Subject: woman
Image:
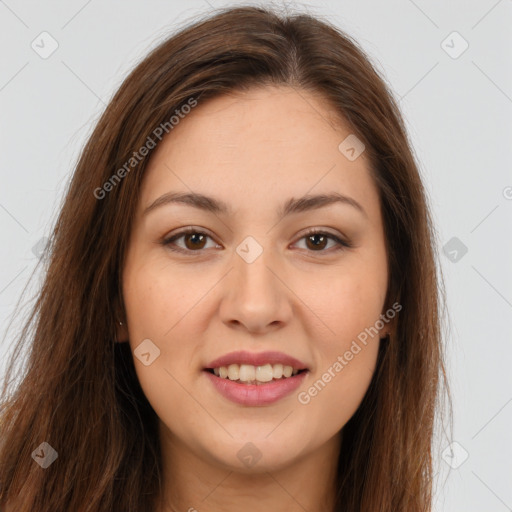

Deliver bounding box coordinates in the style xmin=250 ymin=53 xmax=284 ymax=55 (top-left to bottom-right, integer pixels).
xmin=0 ymin=5 xmax=450 ymax=511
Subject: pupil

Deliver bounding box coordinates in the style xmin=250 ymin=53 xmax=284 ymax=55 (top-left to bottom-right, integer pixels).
xmin=186 ymin=233 xmax=205 ymax=249
xmin=307 ymin=234 xmax=326 ymax=250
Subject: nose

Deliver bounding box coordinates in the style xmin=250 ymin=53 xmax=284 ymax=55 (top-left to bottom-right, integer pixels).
xmin=219 ymin=243 xmax=293 ymax=334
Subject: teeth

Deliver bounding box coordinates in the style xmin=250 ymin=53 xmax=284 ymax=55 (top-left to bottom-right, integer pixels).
xmin=255 ymin=364 xmax=273 ymax=382
xmin=239 ymin=364 xmax=256 ymax=381
xmin=211 ymin=363 xmax=302 ymax=383
xmin=227 ymin=364 xmax=239 ymax=381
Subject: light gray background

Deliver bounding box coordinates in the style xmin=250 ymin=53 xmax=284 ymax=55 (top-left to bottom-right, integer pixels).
xmin=1 ymin=0 xmax=511 ymax=510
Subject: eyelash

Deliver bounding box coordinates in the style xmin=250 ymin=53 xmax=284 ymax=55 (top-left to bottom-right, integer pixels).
xmin=161 ymin=227 xmax=352 ymax=255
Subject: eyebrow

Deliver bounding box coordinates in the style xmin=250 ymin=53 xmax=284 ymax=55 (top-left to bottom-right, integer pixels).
xmin=143 ymin=191 xmax=368 ymax=219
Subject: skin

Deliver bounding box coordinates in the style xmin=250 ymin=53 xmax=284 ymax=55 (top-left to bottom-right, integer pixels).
xmin=117 ymin=85 xmax=392 ymax=512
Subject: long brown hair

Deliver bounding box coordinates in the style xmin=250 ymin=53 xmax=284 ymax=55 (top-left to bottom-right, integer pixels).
xmin=0 ymin=5 xmax=451 ymax=511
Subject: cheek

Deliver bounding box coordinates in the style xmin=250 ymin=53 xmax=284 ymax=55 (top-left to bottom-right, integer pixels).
xmin=294 ymin=261 xmax=384 ymax=427
xmin=122 ymin=259 xmax=204 ymax=404
xmin=299 ymin=339 xmax=379 ymax=438
xmin=297 ymin=258 xmax=387 ymax=346
xmin=299 ymin=273 xmax=382 ymax=425
xmin=123 ymin=256 xmax=206 ymax=341
xmin=122 ymin=262 xmax=206 ymax=429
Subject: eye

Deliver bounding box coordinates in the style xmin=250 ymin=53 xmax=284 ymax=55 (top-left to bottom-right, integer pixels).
xmin=162 ymin=228 xmax=219 ymax=253
xmin=161 ymin=227 xmax=352 ymax=255
xmin=293 ymin=228 xmax=352 ymax=253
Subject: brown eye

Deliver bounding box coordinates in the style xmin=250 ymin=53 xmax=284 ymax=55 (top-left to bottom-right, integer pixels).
xmin=182 ymin=232 xmax=207 ymax=250
xmin=304 ymin=233 xmax=329 ymax=251
xmin=294 ymin=230 xmax=350 ymax=253
xmin=162 ymin=229 xmax=217 ymax=253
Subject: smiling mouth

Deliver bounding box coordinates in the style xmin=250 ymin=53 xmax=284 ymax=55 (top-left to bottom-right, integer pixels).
xmin=205 ymin=363 xmax=308 ymax=385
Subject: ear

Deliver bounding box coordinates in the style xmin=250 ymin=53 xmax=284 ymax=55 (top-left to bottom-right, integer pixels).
xmin=115 ymin=319 xmax=129 ymax=343
xmin=380 ymin=322 xmax=394 ymax=339
xmin=113 ymin=296 xmax=129 ymax=343
xmin=378 ymin=303 xmax=400 ymax=339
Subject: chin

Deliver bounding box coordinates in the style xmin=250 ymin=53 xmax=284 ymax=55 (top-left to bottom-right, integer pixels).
xmin=205 ymin=434 xmax=308 ymax=474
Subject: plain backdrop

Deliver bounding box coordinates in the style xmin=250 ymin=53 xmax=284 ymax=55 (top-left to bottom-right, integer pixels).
xmin=1 ymin=0 xmax=511 ymax=510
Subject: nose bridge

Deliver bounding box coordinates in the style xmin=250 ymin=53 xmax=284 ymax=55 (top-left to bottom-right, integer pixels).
xmin=220 ymin=234 xmax=292 ymax=331
xmin=233 ymin=234 xmax=279 ymax=301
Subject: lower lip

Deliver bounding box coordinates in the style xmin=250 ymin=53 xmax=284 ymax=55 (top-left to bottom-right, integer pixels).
xmin=204 ymin=370 xmax=308 ymax=406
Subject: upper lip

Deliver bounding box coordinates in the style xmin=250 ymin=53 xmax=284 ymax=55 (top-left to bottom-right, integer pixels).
xmin=205 ymin=350 xmax=309 ymax=370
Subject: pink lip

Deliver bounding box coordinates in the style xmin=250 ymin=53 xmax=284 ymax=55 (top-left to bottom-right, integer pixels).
xmin=204 ymin=369 xmax=308 ymax=406
xmin=205 ymin=350 xmax=308 ymax=370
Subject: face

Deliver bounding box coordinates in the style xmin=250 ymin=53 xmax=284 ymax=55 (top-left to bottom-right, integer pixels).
xmin=120 ymin=85 xmax=390 ymax=473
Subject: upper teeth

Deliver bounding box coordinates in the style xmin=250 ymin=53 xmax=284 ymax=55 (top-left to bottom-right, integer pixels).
xmin=213 ymin=363 xmax=300 ymax=382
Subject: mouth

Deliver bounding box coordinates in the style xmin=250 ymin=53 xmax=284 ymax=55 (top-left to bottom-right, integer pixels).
xmin=204 ymin=364 xmax=308 ymax=385
xmin=203 ymin=350 xmax=310 ymax=405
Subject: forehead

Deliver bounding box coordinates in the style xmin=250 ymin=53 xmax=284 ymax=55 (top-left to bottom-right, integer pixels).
xmin=139 ymin=85 xmax=380 ymax=221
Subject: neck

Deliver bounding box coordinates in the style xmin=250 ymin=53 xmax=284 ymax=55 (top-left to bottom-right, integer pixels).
xmin=156 ymin=423 xmax=342 ymax=512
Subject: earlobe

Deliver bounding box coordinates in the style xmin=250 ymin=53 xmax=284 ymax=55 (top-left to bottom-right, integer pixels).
xmin=113 ymin=294 xmax=128 ymax=342
xmin=379 ymin=308 xmax=398 ymax=340
xmin=115 ymin=319 xmax=129 ymax=343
